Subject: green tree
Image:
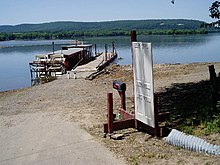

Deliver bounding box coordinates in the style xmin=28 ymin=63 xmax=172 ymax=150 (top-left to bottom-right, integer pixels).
xmin=209 ymin=1 xmax=220 ymax=27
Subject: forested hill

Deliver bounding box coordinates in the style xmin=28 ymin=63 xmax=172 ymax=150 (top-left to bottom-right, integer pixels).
xmin=0 ymin=19 xmax=206 ymax=33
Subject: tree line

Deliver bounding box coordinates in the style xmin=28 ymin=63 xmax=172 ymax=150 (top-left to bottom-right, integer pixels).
xmin=0 ymin=28 xmax=211 ymax=41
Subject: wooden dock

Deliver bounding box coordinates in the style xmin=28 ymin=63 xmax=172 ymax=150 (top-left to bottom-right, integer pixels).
xmin=66 ymin=51 xmax=117 ymax=79
xmin=29 ymin=42 xmax=117 ymax=85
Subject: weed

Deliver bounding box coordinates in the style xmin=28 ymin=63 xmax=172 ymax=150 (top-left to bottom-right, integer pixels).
xmin=204 ymin=116 xmax=220 ymax=135
xmin=128 ymin=156 xmax=139 ymax=165
xmin=145 ymin=152 xmax=155 ymax=159
xmin=216 ymin=101 xmax=220 ymax=108
xmin=181 ymin=125 xmax=193 ymax=134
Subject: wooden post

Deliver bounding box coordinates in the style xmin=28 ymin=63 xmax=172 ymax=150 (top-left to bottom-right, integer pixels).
xmin=209 ymin=65 xmax=216 ymax=83
xmin=108 ymin=53 xmax=110 ymax=61
xmin=94 ymin=44 xmax=97 ymax=56
xmin=105 ymin=44 xmax=108 ymax=62
xmin=131 ymin=30 xmax=137 ymax=128
xmin=119 ymin=91 xmax=126 ymax=111
xmin=52 ymin=42 xmax=55 ymax=54
xmin=112 ymin=42 xmax=115 ymax=56
xmin=107 ymin=93 xmax=113 ymax=133
xmin=209 ymin=65 xmax=217 ymax=111
xmin=154 ymin=93 xmax=159 ymax=137
xmin=131 ymin=31 xmax=137 ymax=43
xmin=30 ymin=65 xmax=33 ymax=80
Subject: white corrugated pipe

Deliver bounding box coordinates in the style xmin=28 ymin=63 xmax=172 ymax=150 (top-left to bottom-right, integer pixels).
xmin=165 ymin=129 xmax=220 ymax=155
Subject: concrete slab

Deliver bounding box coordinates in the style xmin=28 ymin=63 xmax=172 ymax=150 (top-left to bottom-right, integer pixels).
xmin=0 ymin=113 xmax=126 ymax=165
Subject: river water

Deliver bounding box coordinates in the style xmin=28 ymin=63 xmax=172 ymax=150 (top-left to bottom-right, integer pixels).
xmin=0 ymin=34 xmax=219 ymax=91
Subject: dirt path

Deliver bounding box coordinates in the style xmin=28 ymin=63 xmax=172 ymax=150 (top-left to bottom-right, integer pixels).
xmin=1 ymin=62 xmax=220 ymax=164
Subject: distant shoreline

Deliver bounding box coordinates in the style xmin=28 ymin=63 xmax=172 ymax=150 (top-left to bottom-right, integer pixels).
xmin=1 ymin=30 xmax=220 ymax=42
xmin=0 ymin=30 xmax=212 ymax=41
xmin=1 ymin=19 xmax=220 ymax=41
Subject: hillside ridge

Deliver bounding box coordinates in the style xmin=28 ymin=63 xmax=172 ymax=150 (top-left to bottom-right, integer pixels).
xmin=0 ymin=19 xmax=206 ymax=33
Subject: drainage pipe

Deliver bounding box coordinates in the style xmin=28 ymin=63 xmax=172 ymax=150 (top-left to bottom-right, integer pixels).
xmin=165 ymin=129 xmax=220 ymax=155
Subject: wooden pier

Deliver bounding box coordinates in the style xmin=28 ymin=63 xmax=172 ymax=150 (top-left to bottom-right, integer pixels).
xmin=67 ymin=51 xmax=117 ymax=79
xmin=29 ymin=42 xmax=117 ymax=84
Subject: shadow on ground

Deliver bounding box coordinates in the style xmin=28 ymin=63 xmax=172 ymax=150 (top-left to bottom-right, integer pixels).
xmin=157 ymin=78 xmax=220 ymax=131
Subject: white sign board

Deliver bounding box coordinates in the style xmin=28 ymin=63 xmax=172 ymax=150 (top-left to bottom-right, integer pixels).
xmin=132 ymin=42 xmax=155 ymax=128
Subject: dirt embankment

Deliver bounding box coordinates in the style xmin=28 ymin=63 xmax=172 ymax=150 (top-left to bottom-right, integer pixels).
xmin=1 ymin=62 xmax=220 ymax=164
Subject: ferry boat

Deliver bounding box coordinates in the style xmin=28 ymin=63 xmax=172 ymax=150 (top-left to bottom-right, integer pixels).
xmin=29 ymin=43 xmax=96 ymax=79
xmin=29 ymin=41 xmax=118 ymax=85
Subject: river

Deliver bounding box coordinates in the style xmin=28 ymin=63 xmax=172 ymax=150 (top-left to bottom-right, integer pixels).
xmin=0 ymin=34 xmax=219 ymax=92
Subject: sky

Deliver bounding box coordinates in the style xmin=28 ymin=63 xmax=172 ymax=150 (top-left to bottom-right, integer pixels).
xmin=0 ymin=0 xmax=216 ymax=25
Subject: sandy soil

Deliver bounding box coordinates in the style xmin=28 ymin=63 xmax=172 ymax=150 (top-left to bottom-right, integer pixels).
xmin=1 ymin=62 xmax=220 ymax=164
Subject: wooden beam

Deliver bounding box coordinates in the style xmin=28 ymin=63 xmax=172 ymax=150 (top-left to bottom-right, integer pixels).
xmin=157 ymin=112 xmax=170 ymax=122
xmin=107 ymin=93 xmax=114 ymax=134
xmin=136 ymin=120 xmax=159 ymax=136
xmin=103 ymin=119 xmax=136 ymax=133
xmin=119 ymin=108 xmax=135 ymax=120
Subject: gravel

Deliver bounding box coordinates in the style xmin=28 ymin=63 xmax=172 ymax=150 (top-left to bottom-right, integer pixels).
xmin=1 ymin=62 xmax=220 ymax=164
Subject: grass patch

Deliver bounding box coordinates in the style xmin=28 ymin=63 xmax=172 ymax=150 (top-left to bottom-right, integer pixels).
xmin=158 ymin=79 xmax=220 ymax=135
xmin=204 ymin=116 xmax=220 ymax=135
xmin=181 ymin=126 xmax=194 ymax=134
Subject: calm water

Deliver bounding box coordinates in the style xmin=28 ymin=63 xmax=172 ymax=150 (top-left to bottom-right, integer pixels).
xmin=0 ymin=34 xmax=220 ymax=91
